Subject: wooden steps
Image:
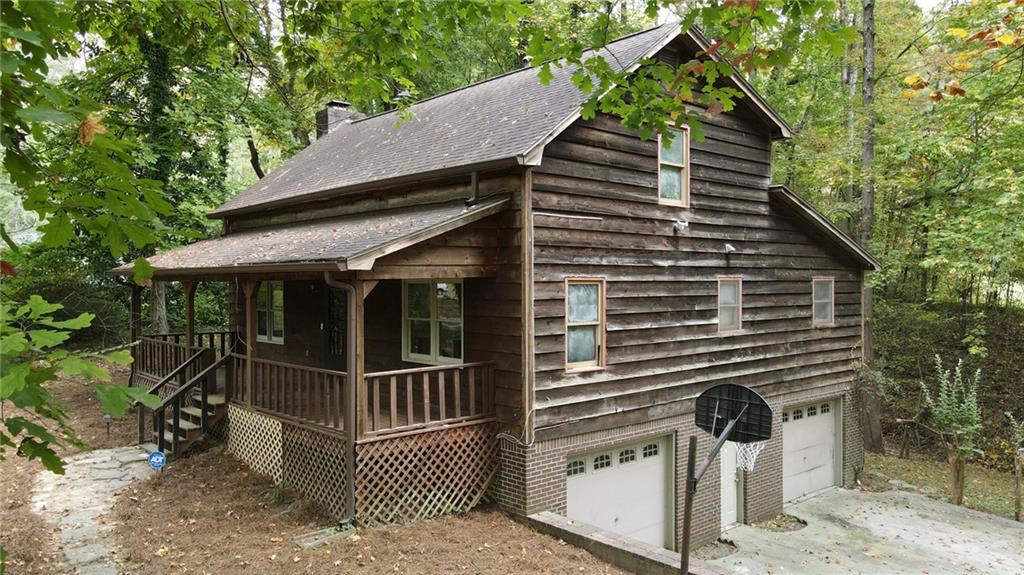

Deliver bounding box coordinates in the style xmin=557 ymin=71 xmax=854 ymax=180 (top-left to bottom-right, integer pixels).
xmin=149 ymin=391 xmax=228 ymax=456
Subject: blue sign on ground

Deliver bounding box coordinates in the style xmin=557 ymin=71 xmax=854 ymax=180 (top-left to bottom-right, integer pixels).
xmin=148 ymin=450 xmax=166 ymax=470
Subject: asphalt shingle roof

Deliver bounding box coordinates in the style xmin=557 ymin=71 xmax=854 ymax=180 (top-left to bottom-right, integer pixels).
xmin=210 ymin=23 xmax=680 ymax=217
xmin=119 ymin=197 xmax=508 ymax=275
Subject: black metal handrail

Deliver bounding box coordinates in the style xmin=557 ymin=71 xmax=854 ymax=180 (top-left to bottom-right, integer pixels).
xmin=151 ymin=352 xmax=232 ymax=455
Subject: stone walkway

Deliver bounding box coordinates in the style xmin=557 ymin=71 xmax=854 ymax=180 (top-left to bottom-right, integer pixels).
xmin=31 ymin=446 xmax=155 ymax=575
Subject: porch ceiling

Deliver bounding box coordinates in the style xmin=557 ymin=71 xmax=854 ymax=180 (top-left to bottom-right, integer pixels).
xmin=111 ymin=197 xmax=509 ymax=279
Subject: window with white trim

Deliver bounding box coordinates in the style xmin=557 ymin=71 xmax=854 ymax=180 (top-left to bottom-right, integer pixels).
xmin=256 ymin=281 xmax=284 ymax=343
xmin=593 ymin=454 xmax=612 ymax=470
xmin=718 ymin=277 xmax=742 ymax=332
xmin=813 ymin=277 xmax=835 ymax=326
xmin=658 ymin=127 xmax=689 ymax=206
xmin=619 ymin=448 xmax=636 ymax=464
xmin=403 ymin=280 xmax=463 ymax=364
xmin=566 ymin=460 xmax=585 ymax=477
xmin=642 ymin=443 xmax=659 ymax=458
xmin=566 ymin=279 xmax=604 ymax=369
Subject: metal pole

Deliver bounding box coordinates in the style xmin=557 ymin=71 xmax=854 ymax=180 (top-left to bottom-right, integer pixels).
xmin=680 ymin=435 xmax=697 ymax=575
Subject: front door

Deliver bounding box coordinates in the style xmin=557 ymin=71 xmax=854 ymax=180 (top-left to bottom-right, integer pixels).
xmin=326 ymin=287 xmax=347 ymax=370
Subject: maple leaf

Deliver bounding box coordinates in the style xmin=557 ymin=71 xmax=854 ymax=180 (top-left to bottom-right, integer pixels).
xmin=1 ymin=260 xmax=15 ymax=276
xmin=78 ymin=114 xmax=107 ymax=145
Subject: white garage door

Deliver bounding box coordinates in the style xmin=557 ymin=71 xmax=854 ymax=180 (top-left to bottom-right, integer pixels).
xmin=783 ymin=400 xmax=838 ymax=502
xmin=566 ymin=436 xmax=671 ymax=548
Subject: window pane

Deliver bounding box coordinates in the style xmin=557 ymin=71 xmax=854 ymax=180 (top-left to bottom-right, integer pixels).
xmin=272 ymin=310 xmax=284 ymax=339
xmin=436 ymin=282 xmax=462 ymax=321
xmin=568 ymin=283 xmax=599 ymax=323
xmin=663 ymin=129 xmax=685 ymax=164
xmin=271 ymin=282 xmax=284 ymax=310
xmin=719 ymin=280 xmax=739 ymax=305
xmin=659 ymin=166 xmax=682 ymax=200
xmin=439 ymin=321 xmax=462 ymax=360
xmin=256 ymin=284 xmax=268 ymax=312
xmin=814 ymin=301 xmax=832 ymax=322
xmin=257 ymin=310 xmax=269 ymax=337
xmin=409 ymin=319 xmax=431 ymax=356
xmin=813 ymin=280 xmax=832 ymax=301
xmin=567 ymin=325 xmax=597 ymax=363
xmin=720 ymin=305 xmax=740 ymax=330
xmin=407 ymin=283 xmax=431 ymax=319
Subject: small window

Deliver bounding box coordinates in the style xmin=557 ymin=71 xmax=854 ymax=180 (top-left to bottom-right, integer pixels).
xmin=812 ymin=277 xmax=835 ymax=326
xmin=619 ymin=448 xmax=636 ymax=464
xmin=792 ymin=408 xmax=803 ymax=420
xmin=821 ymin=403 xmax=831 ymax=414
xmin=642 ymin=444 xmax=659 ymax=458
xmin=403 ymin=280 xmax=463 ymax=364
xmin=256 ymin=281 xmax=284 ymax=344
xmin=593 ymin=454 xmax=612 ymax=470
xmin=658 ymin=127 xmax=689 ymax=206
xmin=566 ymin=279 xmax=604 ymax=370
xmin=782 ymin=411 xmax=789 ymax=423
xmin=807 ymin=405 xmax=817 ymax=417
xmin=718 ymin=277 xmax=742 ymax=332
xmin=566 ymin=460 xmax=585 ymax=477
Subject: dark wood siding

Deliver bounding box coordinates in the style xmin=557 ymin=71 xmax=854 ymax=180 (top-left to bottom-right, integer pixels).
xmin=532 ymin=112 xmax=863 ymax=439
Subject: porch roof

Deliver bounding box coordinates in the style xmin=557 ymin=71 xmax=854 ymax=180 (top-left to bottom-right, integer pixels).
xmin=112 ymin=196 xmax=509 ymax=278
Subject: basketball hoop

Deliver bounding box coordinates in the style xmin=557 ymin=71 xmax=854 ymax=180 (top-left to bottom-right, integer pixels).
xmin=736 ymin=440 xmax=768 ymax=471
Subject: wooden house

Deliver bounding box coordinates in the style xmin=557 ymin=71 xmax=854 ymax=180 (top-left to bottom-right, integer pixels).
xmin=115 ymin=23 xmax=879 ymax=549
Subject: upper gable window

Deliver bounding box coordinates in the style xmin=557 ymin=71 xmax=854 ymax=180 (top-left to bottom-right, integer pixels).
xmin=658 ymin=127 xmax=689 ymax=207
xmin=403 ymin=280 xmax=463 ymax=364
xmin=256 ymin=281 xmax=284 ymax=344
xmin=718 ymin=277 xmax=742 ymax=332
xmin=812 ymin=277 xmax=835 ymax=326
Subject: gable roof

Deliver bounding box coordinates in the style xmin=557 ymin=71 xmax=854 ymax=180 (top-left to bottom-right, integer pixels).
xmin=212 ymin=22 xmax=791 ymax=218
xmin=768 ymin=185 xmax=880 ymax=271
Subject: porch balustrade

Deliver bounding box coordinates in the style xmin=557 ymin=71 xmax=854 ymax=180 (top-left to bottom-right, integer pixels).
xmin=228 ymin=354 xmax=347 ymax=430
xmin=362 ymin=362 xmax=494 ymax=437
xmin=134 ymin=336 xmax=205 ymax=384
xmin=146 ymin=330 xmax=237 ymax=357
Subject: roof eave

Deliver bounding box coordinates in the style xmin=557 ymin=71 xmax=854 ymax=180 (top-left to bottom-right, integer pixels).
xmin=768 ymin=184 xmax=881 ymax=271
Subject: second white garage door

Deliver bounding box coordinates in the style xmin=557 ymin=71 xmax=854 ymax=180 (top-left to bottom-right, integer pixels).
xmin=783 ymin=400 xmax=838 ymax=502
xmin=566 ymin=436 xmax=672 ymax=548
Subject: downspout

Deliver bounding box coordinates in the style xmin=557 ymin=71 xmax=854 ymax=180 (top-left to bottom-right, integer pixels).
xmin=323 ymin=272 xmax=358 ymax=525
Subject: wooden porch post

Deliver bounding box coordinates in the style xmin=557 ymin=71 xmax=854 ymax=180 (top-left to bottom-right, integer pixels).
xmin=353 ymin=280 xmax=367 ymax=439
xmin=242 ymin=280 xmax=259 ymax=406
xmin=183 ymin=281 xmax=197 ymax=349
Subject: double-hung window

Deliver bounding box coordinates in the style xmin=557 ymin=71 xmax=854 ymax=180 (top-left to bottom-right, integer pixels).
xmin=812 ymin=277 xmax=835 ymax=326
xmin=566 ymin=279 xmax=604 ymax=370
xmin=718 ymin=277 xmax=742 ymax=332
xmin=403 ymin=280 xmax=463 ymax=364
xmin=256 ymin=281 xmax=284 ymax=343
xmin=658 ymin=127 xmax=689 ymax=206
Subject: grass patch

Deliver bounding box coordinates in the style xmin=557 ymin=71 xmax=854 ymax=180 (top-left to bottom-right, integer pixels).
xmin=865 ymin=452 xmax=1017 ymax=519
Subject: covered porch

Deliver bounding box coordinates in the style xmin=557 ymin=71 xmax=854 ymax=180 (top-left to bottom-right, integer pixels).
xmin=120 ymin=197 xmax=516 ymax=524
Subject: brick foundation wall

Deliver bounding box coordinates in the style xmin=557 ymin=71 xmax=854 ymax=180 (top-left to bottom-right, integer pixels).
xmin=495 ymin=380 xmax=865 ymax=551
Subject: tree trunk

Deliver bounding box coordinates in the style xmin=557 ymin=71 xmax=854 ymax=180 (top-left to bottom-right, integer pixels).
xmin=858 ymin=0 xmax=884 ymax=454
xmin=1015 ymin=451 xmax=1022 ymax=522
xmin=948 ymin=450 xmax=966 ymax=506
xmin=150 ymin=281 xmax=169 ymax=335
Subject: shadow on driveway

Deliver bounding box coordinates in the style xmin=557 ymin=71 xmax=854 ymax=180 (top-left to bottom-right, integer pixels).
xmin=706 ymin=488 xmax=1024 ymax=574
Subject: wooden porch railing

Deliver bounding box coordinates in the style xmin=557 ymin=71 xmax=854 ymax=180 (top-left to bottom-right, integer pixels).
xmin=146 ymin=330 xmax=237 ymax=357
xmin=135 ymin=336 xmax=205 ymax=383
xmin=228 ymin=354 xmax=347 ymax=430
xmin=363 ymin=361 xmax=494 ymax=437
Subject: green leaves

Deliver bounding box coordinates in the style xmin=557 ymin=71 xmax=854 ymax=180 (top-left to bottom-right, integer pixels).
xmin=94 ymin=384 xmax=161 ymax=417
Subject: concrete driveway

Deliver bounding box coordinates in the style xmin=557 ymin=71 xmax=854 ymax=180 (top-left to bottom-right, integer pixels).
xmin=706 ymin=488 xmax=1024 ymax=575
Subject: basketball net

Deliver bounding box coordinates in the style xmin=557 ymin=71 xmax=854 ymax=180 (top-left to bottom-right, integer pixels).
xmin=736 ymin=440 xmax=767 ymax=472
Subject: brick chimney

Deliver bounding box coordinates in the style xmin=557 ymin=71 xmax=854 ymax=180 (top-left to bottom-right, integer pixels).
xmin=315 ymin=100 xmax=364 ymax=138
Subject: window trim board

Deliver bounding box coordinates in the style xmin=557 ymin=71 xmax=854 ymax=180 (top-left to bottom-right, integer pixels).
xmin=401 ymin=279 xmax=465 ymax=366
xmin=657 ymin=126 xmax=690 ymax=208
xmin=564 ymin=276 xmax=607 ymax=372
xmin=812 ymin=276 xmax=836 ymax=327
xmin=717 ymin=275 xmax=743 ymax=333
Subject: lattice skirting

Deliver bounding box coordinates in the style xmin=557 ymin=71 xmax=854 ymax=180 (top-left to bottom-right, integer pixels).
xmin=355 ymin=422 xmax=498 ymax=526
xmin=227 ymin=405 xmax=283 ymax=482
xmin=282 ymin=423 xmax=348 ymax=520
